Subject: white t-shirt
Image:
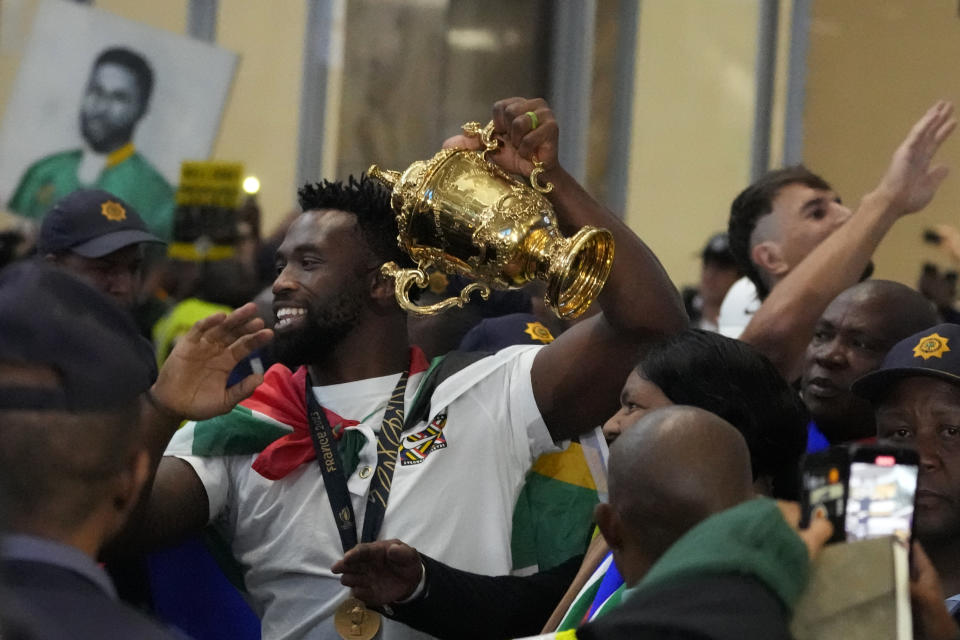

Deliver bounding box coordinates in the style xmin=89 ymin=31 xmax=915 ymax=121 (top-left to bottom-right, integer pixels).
xmin=165 ymin=344 xmax=558 ymax=640
xmin=717 ymin=276 xmax=761 ymax=339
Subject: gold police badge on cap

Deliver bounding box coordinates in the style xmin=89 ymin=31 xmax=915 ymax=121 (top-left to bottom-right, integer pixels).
xmin=524 ymin=321 xmax=555 ymax=344
xmin=100 ymin=200 xmax=127 ymax=222
xmin=913 ymin=332 xmax=951 ymax=360
xmin=428 ymin=271 xmax=449 ymax=295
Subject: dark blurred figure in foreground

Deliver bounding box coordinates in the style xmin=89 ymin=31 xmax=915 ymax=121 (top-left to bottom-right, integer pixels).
xmin=0 ymin=262 xmax=179 ymax=639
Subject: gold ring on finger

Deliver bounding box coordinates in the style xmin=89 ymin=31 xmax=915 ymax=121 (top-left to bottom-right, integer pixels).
xmin=525 ymin=110 xmax=539 ymax=130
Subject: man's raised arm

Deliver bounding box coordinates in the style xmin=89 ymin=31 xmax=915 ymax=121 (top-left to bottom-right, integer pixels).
xmin=739 ymin=101 xmax=956 ymax=381
xmin=453 ymin=97 xmax=687 ymax=441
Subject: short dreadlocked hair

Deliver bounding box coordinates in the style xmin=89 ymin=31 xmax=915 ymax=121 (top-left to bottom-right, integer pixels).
xmin=728 ymin=166 xmax=832 ymax=299
xmin=297 ymin=174 xmax=414 ymax=269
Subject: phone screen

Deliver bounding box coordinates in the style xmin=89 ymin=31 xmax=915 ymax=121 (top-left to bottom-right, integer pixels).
xmin=801 ymin=448 xmax=849 ymax=543
xmin=844 ymin=455 xmax=918 ymax=543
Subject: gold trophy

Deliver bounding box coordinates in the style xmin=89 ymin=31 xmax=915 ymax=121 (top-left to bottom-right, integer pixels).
xmin=368 ymin=120 xmax=614 ymax=319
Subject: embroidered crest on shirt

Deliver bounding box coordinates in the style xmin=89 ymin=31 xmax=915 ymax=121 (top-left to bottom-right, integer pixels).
xmin=913 ymin=332 xmax=950 ymax=360
xmin=400 ymin=412 xmax=448 ymax=465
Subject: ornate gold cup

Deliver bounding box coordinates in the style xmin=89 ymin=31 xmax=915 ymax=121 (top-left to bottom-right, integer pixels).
xmin=368 ymin=121 xmax=614 ymax=318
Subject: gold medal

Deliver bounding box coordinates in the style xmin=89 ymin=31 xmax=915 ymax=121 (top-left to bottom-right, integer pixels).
xmin=334 ymin=597 xmax=381 ymax=640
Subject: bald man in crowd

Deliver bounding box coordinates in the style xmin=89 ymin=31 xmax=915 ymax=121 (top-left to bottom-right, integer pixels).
xmin=579 ymin=406 xmax=827 ymax=640
xmin=592 ymin=406 xmax=755 ymax=585
xmin=800 ymin=280 xmax=938 ymax=450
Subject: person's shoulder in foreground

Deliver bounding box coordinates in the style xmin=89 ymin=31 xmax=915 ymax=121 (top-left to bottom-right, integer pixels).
xmin=0 ymin=260 xmax=186 ymax=639
xmin=576 ymin=499 xmax=823 ymax=640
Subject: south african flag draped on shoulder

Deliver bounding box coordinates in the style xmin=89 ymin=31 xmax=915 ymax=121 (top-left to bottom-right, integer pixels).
xmin=186 ymin=347 xmax=431 ymax=479
xmin=181 ymin=347 xmax=601 ymax=573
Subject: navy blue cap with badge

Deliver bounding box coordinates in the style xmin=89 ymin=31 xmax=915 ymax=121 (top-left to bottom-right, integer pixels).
xmin=36 ymin=189 xmax=164 ymax=258
xmin=0 ymin=260 xmax=156 ymax=411
xmin=852 ymin=323 xmax=960 ymax=402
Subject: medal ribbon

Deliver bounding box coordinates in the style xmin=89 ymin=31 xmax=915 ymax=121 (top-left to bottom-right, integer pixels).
xmin=305 ymin=370 xmax=409 ymax=552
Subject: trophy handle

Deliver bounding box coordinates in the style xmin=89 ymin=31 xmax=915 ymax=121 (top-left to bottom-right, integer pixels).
xmin=381 ymin=262 xmax=491 ymax=315
xmin=461 ymin=120 xmax=500 ymax=161
xmin=529 ymin=157 xmax=554 ymax=194
xmin=462 ymin=121 xmax=554 ymax=192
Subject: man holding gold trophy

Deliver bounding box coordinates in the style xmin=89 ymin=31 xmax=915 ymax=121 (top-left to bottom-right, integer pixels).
xmin=126 ymin=97 xmax=686 ymax=640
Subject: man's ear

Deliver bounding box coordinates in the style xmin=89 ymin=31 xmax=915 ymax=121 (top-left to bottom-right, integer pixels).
xmin=594 ymin=502 xmax=623 ymax=550
xmin=101 ymin=448 xmax=150 ymax=543
xmin=751 ymin=241 xmax=789 ymax=279
xmin=113 ymin=449 xmax=150 ymax=519
xmin=368 ymin=264 xmax=397 ymax=305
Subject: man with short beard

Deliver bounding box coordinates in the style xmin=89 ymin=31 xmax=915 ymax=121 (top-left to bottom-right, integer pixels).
xmin=120 ymin=97 xmax=686 ymax=640
xmin=8 ymin=47 xmax=175 ymax=239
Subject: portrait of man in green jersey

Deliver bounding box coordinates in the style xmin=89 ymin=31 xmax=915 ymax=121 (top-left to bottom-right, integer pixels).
xmin=7 ymin=46 xmax=175 ymax=240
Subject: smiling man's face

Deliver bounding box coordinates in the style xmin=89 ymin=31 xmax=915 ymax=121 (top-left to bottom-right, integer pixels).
xmin=271 ymin=209 xmax=373 ymax=368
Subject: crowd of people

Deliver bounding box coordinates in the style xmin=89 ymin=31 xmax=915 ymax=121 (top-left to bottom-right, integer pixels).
xmin=3 ymin=93 xmax=960 ymax=640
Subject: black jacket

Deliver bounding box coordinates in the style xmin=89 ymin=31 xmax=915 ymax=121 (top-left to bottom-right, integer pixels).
xmin=384 ymin=552 xmax=583 ymax=640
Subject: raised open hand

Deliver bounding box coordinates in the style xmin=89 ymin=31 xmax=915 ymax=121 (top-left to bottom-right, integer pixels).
xmin=331 ymin=539 xmax=423 ymax=606
xmin=874 ymin=101 xmax=956 ymax=216
xmin=150 ymin=302 xmax=273 ymax=420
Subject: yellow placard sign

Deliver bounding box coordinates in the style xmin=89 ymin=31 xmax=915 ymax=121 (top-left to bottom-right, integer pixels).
xmin=176 ymin=161 xmax=244 ymax=208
